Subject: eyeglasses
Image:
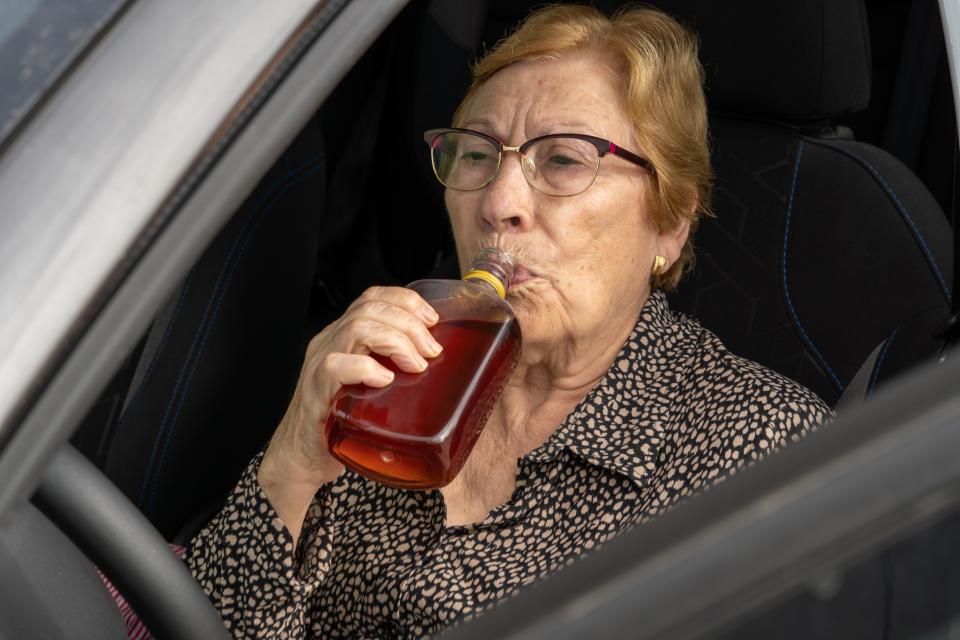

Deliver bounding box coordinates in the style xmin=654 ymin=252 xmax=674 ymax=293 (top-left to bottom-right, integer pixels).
xmin=424 ymin=127 xmax=655 ymax=197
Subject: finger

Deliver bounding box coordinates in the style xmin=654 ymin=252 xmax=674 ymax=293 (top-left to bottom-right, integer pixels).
xmin=346 ymin=299 xmax=443 ymax=359
xmin=339 ymin=317 xmax=430 ymax=373
xmin=353 ymin=286 xmax=439 ymax=326
xmin=322 ymin=352 xmax=395 ymax=388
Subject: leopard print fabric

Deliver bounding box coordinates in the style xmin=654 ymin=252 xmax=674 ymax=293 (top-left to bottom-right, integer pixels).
xmin=185 ymin=291 xmax=831 ymax=639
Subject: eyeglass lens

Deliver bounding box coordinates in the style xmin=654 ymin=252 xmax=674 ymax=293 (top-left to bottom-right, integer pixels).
xmin=430 ymin=131 xmax=600 ymax=196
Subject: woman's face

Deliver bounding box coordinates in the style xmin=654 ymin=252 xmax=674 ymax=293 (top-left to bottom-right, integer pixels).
xmin=445 ymin=53 xmax=688 ymax=368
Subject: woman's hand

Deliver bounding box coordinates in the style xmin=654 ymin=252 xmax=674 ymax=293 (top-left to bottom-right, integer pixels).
xmin=258 ymin=286 xmax=443 ymax=540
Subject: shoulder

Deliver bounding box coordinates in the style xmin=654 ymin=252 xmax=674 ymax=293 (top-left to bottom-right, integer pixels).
xmin=672 ymin=309 xmax=833 ymax=445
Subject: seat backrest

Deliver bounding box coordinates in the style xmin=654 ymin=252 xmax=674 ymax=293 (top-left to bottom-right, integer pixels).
xmin=73 ymin=118 xmax=327 ymax=540
xmin=656 ymin=0 xmax=954 ymax=406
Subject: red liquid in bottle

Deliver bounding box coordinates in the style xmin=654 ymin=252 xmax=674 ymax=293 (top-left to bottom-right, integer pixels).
xmin=325 ymin=316 xmax=521 ymax=490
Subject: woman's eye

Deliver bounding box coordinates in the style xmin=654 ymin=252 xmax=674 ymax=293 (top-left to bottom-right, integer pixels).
xmin=548 ymin=154 xmax=582 ymax=166
xmin=462 ymin=151 xmax=491 ymax=162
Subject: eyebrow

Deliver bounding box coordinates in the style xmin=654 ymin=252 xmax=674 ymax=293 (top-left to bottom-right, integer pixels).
xmin=459 ymin=118 xmax=498 ymax=137
xmin=459 ymin=119 xmax=598 ymax=141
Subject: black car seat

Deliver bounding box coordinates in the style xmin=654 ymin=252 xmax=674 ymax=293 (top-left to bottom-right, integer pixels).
xmin=653 ymin=0 xmax=954 ymax=407
xmin=72 ymin=116 xmax=328 ymax=541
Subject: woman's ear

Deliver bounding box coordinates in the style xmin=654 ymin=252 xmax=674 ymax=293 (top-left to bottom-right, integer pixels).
xmin=656 ymin=216 xmax=691 ymax=268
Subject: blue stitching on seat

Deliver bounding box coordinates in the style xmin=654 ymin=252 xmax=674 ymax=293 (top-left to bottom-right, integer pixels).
xmin=818 ymin=143 xmax=952 ymax=304
xmin=783 ymin=141 xmax=843 ymax=389
xmin=139 ymin=153 xmax=325 ymax=513
xmin=137 ymin=153 xmax=324 ymax=510
xmin=136 ymin=193 xmax=270 ymax=509
xmin=868 ymin=327 xmax=899 ymax=396
xmin=111 ymin=266 xmax=197 ymax=443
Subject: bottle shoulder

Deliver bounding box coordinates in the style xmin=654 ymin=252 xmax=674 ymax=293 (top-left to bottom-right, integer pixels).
xmin=407 ymin=278 xmax=516 ymax=322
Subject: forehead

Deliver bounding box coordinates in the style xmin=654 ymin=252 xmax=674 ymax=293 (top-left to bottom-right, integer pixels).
xmin=462 ymin=53 xmax=633 ymax=141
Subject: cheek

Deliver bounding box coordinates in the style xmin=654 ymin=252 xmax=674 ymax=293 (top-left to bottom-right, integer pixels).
xmin=444 ymin=191 xmax=466 ymax=230
xmin=559 ymin=200 xmax=648 ymax=269
xmin=557 ymin=205 xmax=653 ymax=299
xmin=445 ymin=193 xmax=475 ymax=250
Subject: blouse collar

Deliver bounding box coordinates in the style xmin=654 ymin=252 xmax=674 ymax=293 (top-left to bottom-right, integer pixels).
xmin=524 ymin=290 xmax=699 ymax=487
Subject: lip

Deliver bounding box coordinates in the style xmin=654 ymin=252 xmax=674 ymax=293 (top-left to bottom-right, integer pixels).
xmin=510 ymin=264 xmax=537 ymax=286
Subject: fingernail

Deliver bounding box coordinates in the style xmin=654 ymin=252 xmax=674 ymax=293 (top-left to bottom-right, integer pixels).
xmin=423 ymin=306 xmax=439 ymax=323
xmin=377 ymin=368 xmax=395 ymax=384
xmin=428 ymin=337 xmax=443 ymax=357
xmin=416 ymin=354 xmax=429 ymax=371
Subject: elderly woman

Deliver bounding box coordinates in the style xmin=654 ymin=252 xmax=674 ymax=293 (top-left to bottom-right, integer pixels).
xmin=186 ymin=4 xmax=830 ymax=638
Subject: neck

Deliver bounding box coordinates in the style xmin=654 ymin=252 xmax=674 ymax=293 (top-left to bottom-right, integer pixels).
xmin=487 ymin=309 xmax=640 ymax=456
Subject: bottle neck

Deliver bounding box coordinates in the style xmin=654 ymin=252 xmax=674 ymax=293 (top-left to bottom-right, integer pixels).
xmin=462 ymin=248 xmax=517 ymax=299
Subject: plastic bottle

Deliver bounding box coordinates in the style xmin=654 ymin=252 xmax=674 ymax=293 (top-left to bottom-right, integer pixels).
xmin=325 ymin=248 xmax=522 ymax=490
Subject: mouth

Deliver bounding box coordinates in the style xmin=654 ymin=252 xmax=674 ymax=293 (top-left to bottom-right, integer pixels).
xmin=510 ymin=264 xmax=537 ymax=287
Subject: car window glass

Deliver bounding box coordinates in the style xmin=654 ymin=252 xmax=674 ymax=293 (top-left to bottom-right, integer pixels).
xmin=0 ymin=0 xmax=127 ymax=147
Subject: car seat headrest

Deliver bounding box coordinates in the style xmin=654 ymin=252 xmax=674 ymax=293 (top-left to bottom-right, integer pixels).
xmin=652 ymin=0 xmax=871 ymax=119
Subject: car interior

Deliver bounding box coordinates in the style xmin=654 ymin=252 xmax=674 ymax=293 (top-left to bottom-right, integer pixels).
xmin=30 ymin=0 xmax=960 ymax=636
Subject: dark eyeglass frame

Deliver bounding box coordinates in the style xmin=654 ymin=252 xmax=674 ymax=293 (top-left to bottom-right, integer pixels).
xmin=424 ymin=127 xmax=656 ymax=196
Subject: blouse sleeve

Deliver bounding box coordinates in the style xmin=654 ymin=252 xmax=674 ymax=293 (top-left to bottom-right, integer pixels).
xmin=720 ymin=356 xmax=835 ymax=464
xmin=184 ymin=451 xmax=334 ymax=639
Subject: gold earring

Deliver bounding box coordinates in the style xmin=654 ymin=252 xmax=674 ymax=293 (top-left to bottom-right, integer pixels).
xmin=651 ymin=255 xmax=667 ymax=276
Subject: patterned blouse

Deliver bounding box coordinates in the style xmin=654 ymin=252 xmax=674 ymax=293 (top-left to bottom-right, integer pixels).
xmin=185 ymin=291 xmax=831 ymax=639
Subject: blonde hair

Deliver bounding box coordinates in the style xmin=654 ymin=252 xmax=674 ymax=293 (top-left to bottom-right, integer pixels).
xmin=452 ymin=4 xmax=712 ymax=290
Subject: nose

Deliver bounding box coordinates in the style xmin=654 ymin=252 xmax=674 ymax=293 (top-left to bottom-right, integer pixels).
xmin=479 ymin=151 xmax=535 ymax=233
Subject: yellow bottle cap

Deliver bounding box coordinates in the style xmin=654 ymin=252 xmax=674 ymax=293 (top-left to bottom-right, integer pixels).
xmin=463 ymin=269 xmax=506 ymax=298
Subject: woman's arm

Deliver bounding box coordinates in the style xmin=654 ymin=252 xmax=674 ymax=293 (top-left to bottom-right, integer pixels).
xmin=185 ymin=285 xmax=443 ymax=636
xmin=258 ymin=285 xmax=443 ymax=541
